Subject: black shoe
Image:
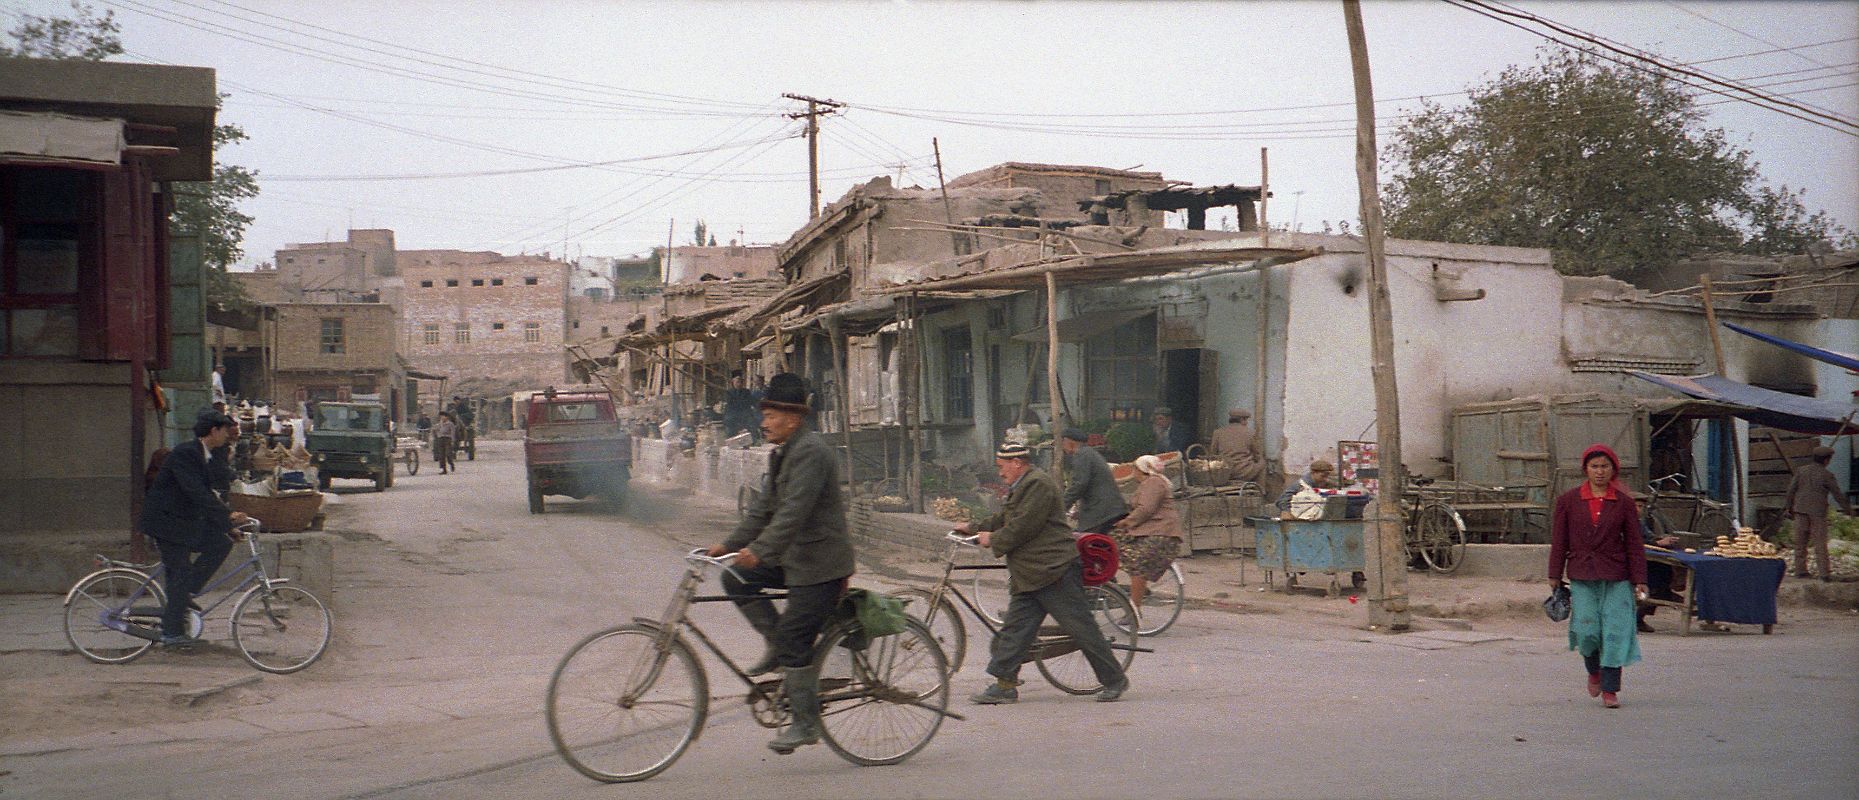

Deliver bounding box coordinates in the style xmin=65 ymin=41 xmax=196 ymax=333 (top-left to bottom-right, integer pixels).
xmin=160 ymin=634 xmax=204 ymax=649
xmin=1636 ymin=619 xmax=1655 ymax=633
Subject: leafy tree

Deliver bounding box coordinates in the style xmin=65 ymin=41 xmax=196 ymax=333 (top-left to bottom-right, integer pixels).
xmin=692 ymin=219 xmax=708 ymax=247
xmin=1382 ymin=47 xmax=1850 ymax=280
xmin=4 ymin=2 xmax=257 ymax=311
xmin=0 ymin=1 xmax=120 ymax=60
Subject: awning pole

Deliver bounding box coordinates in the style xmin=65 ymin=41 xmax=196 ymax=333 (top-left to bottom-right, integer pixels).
xmin=1046 ymin=269 xmax=1064 ymax=486
xmin=1699 ymin=276 xmax=1745 ymax=524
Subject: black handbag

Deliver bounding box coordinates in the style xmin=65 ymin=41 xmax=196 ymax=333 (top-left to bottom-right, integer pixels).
xmin=1543 ymin=584 xmax=1571 ymax=622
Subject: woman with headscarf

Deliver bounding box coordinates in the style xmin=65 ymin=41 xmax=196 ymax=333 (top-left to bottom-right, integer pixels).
xmin=1112 ymin=455 xmax=1184 ymax=608
xmin=1546 ymin=444 xmax=1647 ymax=709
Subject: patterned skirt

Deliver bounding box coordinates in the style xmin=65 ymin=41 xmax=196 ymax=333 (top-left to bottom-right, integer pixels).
xmin=1111 ymin=531 xmax=1179 ymax=582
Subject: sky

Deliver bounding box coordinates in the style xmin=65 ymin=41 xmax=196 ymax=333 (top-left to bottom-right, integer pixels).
xmin=9 ymin=0 xmax=1856 ymax=267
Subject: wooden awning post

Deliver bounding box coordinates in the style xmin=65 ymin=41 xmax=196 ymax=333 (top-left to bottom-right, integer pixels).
xmin=1046 ymin=269 xmax=1065 ymax=486
xmin=1699 ymin=276 xmax=1745 ymax=524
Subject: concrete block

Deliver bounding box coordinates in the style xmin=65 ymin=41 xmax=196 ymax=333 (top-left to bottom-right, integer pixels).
xmin=0 ymin=530 xmax=131 ymax=593
xmin=1457 ymin=543 xmax=1551 ymax=579
xmin=257 ymin=532 xmax=335 ymax=603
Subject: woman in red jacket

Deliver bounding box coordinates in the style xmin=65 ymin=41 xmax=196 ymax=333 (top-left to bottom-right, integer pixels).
xmin=1546 ymin=444 xmax=1647 ymax=709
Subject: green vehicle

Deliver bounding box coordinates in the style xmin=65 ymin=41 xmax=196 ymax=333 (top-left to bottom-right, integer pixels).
xmin=308 ymin=402 xmax=395 ymax=492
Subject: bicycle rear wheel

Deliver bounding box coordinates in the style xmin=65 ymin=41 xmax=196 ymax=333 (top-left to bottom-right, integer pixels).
xmin=1118 ymin=563 xmax=1185 ymax=637
xmin=232 ymin=584 xmax=332 ymax=673
xmin=814 ymin=618 xmax=949 ymax=766
xmin=64 ymin=569 xmax=164 ymax=664
xmin=547 ymin=624 xmax=707 ymax=783
xmin=1035 ymin=584 xmax=1137 ymax=695
xmin=886 ymin=587 xmax=967 ymax=674
xmin=1415 ymin=503 xmax=1468 ymax=574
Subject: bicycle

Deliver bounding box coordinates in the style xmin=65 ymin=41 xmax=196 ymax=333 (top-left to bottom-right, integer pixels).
xmin=969 ymin=534 xmax=1184 ymax=637
xmin=62 ymin=518 xmax=333 ymax=674
xmin=1642 ymin=473 xmax=1737 ymax=540
xmin=546 ymin=549 xmax=955 ymax=783
xmin=891 ymin=532 xmax=1144 ymax=694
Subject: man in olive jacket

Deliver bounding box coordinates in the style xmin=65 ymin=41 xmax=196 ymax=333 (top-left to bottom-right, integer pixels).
xmin=1061 ymin=427 xmax=1127 ymax=534
xmin=709 ymin=373 xmax=855 ymax=754
xmin=958 ymin=442 xmax=1129 ymax=704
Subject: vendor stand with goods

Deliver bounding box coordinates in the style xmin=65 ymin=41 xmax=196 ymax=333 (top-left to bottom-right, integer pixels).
xmin=1641 ymin=529 xmax=1788 ymax=635
xmin=1250 ymin=458 xmax=1374 ymax=596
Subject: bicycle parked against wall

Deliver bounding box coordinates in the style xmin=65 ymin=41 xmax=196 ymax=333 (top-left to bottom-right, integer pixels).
xmin=546 ymin=549 xmax=954 ymax=783
xmin=62 ymin=518 xmax=333 ymax=674
xmin=1642 ymin=473 xmax=1737 ymax=540
xmin=890 ymin=532 xmax=1145 ymax=694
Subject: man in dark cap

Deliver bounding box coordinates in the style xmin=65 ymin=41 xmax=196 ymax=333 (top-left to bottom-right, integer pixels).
xmin=1785 ymin=445 xmax=1853 ymax=581
xmin=956 ymin=441 xmax=1129 ymax=705
xmin=1151 ymin=406 xmax=1190 ymax=457
xmin=1060 ymin=427 xmax=1126 ymax=534
xmin=1208 ymin=408 xmax=1266 ymax=483
xmin=141 ymin=412 xmax=249 ymax=647
xmin=708 ymin=372 xmax=856 ymax=754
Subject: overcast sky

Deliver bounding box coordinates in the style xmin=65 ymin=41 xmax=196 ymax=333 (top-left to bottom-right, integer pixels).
xmin=12 ymin=0 xmax=1856 ymax=267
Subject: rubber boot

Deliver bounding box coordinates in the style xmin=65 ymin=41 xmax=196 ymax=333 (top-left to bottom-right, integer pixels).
xmin=769 ymin=665 xmax=822 ymax=754
xmin=740 ymin=601 xmax=781 ymax=676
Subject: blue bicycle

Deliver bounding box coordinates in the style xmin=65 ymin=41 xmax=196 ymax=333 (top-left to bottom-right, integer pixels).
xmin=62 ymin=518 xmax=332 ymax=673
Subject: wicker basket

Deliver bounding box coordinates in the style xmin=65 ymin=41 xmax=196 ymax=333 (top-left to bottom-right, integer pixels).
xmin=228 ymin=491 xmax=324 ymax=533
xmin=1187 ymin=459 xmax=1233 ymax=486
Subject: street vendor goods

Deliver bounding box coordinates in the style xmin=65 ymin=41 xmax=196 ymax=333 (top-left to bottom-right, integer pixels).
xmin=1705 ymin=530 xmax=1783 ymax=559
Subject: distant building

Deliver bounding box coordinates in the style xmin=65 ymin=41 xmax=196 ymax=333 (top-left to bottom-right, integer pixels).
xmin=399 ymin=249 xmax=572 ymax=396
xmin=267 ymin=302 xmax=405 ymax=409
xmin=666 ymin=243 xmax=779 ymax=284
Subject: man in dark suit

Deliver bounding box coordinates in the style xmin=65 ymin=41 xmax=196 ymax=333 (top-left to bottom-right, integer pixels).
xmin=708 ymin=372 xmax=855 ymax=755
xmin=140 ymin=412 xmax=249 ymax=646
xmin=1152 ymin=406 xmax=1191 ymax=457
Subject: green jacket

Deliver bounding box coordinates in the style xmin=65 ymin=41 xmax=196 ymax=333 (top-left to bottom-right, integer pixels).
xmin=980 ymin=466 xmax=1077 ymax=594
xmin=724 ymin=427 xmax=856 ymax=587
xmin=1063 ymin=443 xmax=1127 ymax=531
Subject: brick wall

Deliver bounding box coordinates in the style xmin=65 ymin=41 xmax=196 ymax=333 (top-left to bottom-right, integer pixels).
xmin=273 ymin=303 xmax=398 ymax=373
xmin=401 ymin=252 xmax=570 ymax=391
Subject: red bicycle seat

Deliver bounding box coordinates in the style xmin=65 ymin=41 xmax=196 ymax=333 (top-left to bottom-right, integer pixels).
xmin=1076 ymin=533 xmax=1119 ymax=586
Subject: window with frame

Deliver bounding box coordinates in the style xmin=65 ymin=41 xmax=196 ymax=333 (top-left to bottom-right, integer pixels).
xmin=524 ymin=276 xmax=539 ymax=286
xmin=445 ymin=279 xmax=459 ymax=287
xmin=471 ymin=278 xmax=484 ymax=287
xmin=454 ymin=322 xmax=470 ymax=343
xmin=525 ymin=322 xmax=541 ymax=342
xmin=491 ymin=322 xmax=505 ymax=331
xmin=941 ymin=327 xmax=973 ymax=420
xmin=1084 ymin=314 xmax=1157 ymax=421
xmin=1 ymin=168 xmax=92 ymax=357
xmin=419 ymin=280 xmax=433 ymax=288
xmin=422 ymin=324 xmax=439 ymax=344
xmin=319 ymin=318 xmax=345 ymax=354
xmin=491 ymin=278 xmax=504 ymax=286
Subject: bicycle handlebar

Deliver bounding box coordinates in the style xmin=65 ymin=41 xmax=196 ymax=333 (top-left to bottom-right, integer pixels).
xmin=684 ymin=548 xmax=740 ymax=566
xmin=945 ymin=531 xmax=981 ymax=546
xmin=1647 ymin=473 xmax=1687 ymax=491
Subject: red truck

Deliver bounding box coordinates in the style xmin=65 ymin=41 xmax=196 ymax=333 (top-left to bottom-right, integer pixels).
xmin=523 ymin=387 xmax=632 ymax=514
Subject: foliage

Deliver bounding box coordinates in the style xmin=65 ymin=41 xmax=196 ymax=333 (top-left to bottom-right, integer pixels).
xmin=1382 ymin=47 xmax=1851 ymax=281
xmin=0 ymin=1 xmax=120 ymax=60
xmin=692 ymin=220 xmax=708 ymax=247
xmin=1103 ymin=422 xmax=1154 ymax=463
xmin=173 ymin=113 xmax=260 ymax=311
xmin=1079 ymin=418 xmax=1113 ymax=435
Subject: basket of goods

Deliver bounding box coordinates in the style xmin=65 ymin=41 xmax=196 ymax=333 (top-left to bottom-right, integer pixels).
xmin=929 ymin=496 xmax=971 ymax=523
xmin=869 ymin=479 xmax=911 ymax=512
xmin=227 ymin=489 xmax=324 ymax=533
xmin=1187 ymin=458 xmax=1232 ymax=486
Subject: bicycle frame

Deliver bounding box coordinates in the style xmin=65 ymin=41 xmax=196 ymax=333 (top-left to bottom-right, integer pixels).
xmin=924 ymin=533 xmax=1150 ymax=658
xmin=76 ymin=521 xmax=285 ymax=639
xmin=626 ymin=553 xmax=793 ymax=720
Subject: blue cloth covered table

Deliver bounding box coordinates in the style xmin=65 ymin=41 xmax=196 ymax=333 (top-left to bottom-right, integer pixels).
xmin=1648 ymin=549 xmax=1786 ymax=626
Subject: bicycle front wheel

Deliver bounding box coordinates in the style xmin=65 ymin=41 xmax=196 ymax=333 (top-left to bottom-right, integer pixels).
xmin=232 ymin=584 xmax=332 ymax=673
xmin=64 ymin=569 xmax=164 ymax=664
xmin=1415 ymin=503 xmax=1468 ymax=574
xmin=547 ymin=624 xmax=708 ymax=783
xmin=814 ymin=618 xmax=949 ymax=766
xmin=886 ymin=587 xmax=967 ymax=674
xmin=1035 ymin=584 xmax=1137 ymax=695
xmin=971 ymin=567 xmax=1012 ymax=626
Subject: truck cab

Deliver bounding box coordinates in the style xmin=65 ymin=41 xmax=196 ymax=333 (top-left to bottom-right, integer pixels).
xmin=307 ymin=401 xmax=395 ymax=491
xmin=523 ymin=388 xmax=632 ymax=513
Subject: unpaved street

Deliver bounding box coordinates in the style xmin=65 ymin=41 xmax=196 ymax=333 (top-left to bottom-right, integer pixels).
xmin=3 ymin=440 xmax=1856 ymax=799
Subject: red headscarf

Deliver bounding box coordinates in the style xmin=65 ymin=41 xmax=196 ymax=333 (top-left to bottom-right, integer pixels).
xmin=1579 ymin=443 xmax=1634 ymax=499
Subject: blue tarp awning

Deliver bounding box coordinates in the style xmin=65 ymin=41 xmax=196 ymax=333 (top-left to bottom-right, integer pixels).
xmin=1629 ymin=372 xmax=1859 ymax=435
xmin=1723 ymin=322 xmax=1859 ymax=373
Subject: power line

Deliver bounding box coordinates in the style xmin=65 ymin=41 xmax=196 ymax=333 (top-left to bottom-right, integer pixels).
xmin=1661 ymin=0 xmax=1836 ymax=70
xmin=260 ymin=132 xmax=801 ymax=181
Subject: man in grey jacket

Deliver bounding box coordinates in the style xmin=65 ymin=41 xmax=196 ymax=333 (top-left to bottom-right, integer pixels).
xmin=1785 ymin=446 xmax=1853 ymax=581
xmin=708 ymin=373 xmax=855 ymax=754
xmin=1061 ymin=428 xmax=1127 ymax=534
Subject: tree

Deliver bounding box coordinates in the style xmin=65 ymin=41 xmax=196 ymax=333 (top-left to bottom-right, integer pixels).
xmin=1382 ymin=47 xmax=1850 ymax=280
xmin=4 ymin=2 xmax=257 ymax=311
xmin=692 ymin=219 xmax=708 ymax=247
xmin=0 ymin=1 xmax=121 ymax=60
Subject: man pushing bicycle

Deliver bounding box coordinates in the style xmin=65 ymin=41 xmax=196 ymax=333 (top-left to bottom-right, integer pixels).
xmin=707 ymin=372 xmax=855 ymax=755
xmin=957 ymin=441 xmax=1129 ymax=705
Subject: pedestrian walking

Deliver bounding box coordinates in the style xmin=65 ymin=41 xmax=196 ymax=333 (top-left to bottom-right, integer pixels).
xmin=706 ymin=372 xmax=855 ymax=755
xmin=1060 ymin=427 xmax=1126 ymax=534
xmin=139 ymin=412 xmax=249 ymax=647
xmin=433 ymin=412 xmax=457 ymax=474
xmin=1785 ymin=446 xmax=1853 ymax=582
xmin=1112 ymin=455 xmax=1183 ymax=608
xmin=1547 ymin=443 xmax=1646 ymax=709
xmin=957 ymin=441 xmax=1129 ymax=705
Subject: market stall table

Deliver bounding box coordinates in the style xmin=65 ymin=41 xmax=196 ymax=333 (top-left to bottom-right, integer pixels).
xmin=1642 ymin=549 xmax=1786 ymax=635
xmin=1252 ymin=517 xmax=1366 ymax=596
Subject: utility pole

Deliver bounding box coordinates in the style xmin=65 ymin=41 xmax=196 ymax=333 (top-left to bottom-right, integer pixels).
xmin=933 ymin=137 xmax=964 ymax=257
xmin=783 ymin=93 xmax=844 ymax=218
xmin=1344 ymin=0 xmax=1410 ymax=632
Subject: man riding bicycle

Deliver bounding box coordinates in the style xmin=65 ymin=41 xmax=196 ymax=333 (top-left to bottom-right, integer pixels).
xmin=706 ymin=372 xmax=855 ymax=755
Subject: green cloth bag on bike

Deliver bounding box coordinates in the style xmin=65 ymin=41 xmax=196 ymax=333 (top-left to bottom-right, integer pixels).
xmin=843 ymin=588 xmax=908 ymax=638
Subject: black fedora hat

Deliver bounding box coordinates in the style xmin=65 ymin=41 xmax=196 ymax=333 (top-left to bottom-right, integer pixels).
xmin=759 ymin=372 xmax=812 ymax=414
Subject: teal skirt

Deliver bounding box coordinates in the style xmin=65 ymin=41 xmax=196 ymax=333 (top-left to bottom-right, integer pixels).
xmin=1567 ymin=579 xmax=1641 ymax=668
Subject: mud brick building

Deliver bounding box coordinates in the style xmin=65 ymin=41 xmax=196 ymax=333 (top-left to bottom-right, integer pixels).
xmin=266 ymin=302 xmax=405 ymax=409
xmin=400 ymin=250 xmax=571 ymax=396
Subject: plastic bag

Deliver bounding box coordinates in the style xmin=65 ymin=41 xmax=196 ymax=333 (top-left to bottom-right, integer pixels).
xmin=1543 ymin=584 xmax=1571 ymax=622
xmin=844 ymin=588 xmax=908 ymax=639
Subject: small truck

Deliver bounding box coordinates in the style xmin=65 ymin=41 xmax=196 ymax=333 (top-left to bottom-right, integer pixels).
xmin=307 ymin=401 xmax=395 ymax=492
xmin=523 ymin=387 xmax=632 ymax=513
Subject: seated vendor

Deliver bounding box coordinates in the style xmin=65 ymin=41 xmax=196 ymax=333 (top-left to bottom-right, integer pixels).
xmin=1277 ymin=459 xmax=1339 ymax=511
xmin=1638 ymin=525 xmax=1729 ymax=633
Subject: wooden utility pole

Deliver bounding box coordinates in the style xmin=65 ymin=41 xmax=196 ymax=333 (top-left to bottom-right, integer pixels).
xmin=933 ymin=137 xmax=965 ymax=257
xmin=1699 ymin=276 xmax=1745 ymax=523
xmin=783 ymin=93 xmax=844 ymax=218
xmin=1343 ymin=0 xmax=1410 ymax=632
xmin=1259 ymin=147 xmax=1270 ymax=246
xmin=1046 ymin=270 xmax=1065 ymax=485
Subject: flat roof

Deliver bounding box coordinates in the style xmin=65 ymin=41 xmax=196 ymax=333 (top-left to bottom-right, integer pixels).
xmin=0 ymin=57 xmax=217 ymax=180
